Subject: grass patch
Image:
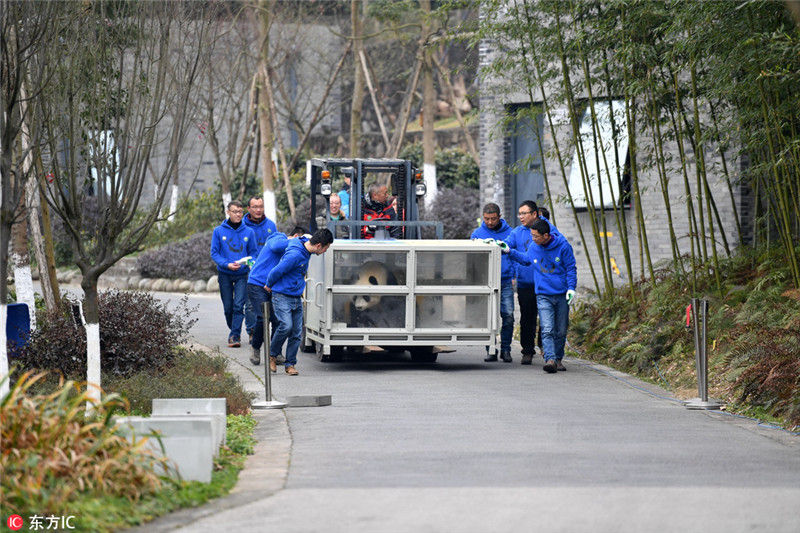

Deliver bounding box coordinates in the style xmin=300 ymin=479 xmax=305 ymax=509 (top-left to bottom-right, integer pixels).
xmin=105 ymin=347 xmax=255 ymax=416
xmin=570 ymin=245 xmax=800 ymax=430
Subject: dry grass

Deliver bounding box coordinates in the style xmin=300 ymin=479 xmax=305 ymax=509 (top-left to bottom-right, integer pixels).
xmin=1 ymin=372 xmax=168 ymax=516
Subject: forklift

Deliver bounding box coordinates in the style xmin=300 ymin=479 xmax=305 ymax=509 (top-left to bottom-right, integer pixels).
xmin=301 ymin=157 xmax=499 ymax=364
xmin=306 ymin=157 xmax=443 ymax=239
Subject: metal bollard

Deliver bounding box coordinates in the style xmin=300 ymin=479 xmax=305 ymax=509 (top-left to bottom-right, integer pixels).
xmin=252 ymin=299 xmax=286 ymax=410
xmin=685 ymin=298 xmax=722 ymax=410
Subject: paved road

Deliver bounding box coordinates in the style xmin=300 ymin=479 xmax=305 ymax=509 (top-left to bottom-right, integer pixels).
xmin=157 ymin=291 xmax=800 ymax=532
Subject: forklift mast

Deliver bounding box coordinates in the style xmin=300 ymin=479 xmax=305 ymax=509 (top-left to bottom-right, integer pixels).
xmin=307 ymin=158 xmax=442 ymax=239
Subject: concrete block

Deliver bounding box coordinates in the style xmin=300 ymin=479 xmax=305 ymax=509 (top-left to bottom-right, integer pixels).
xmin=152 ymin=398 xmax=227 ymax=451
xmin=193 ymin=280 xmax=207 ymax=293
xmin=206 ymin=275 xmax=219 ymax=292
xmin=286 ymin=395 xmax=332 ymax=408
xmin=115 ymin=416 xmax=215 ymax=483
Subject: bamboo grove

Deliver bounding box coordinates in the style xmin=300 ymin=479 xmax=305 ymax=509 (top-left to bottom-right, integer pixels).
xmin=476 ymin=0 xmax=800 ymax=296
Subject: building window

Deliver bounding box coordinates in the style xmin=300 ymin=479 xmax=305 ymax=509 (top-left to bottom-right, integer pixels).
xmin=506 ymin=104 xmax=546 ymax=224
xmin=566 ymin=100 xmax=630 ymax=210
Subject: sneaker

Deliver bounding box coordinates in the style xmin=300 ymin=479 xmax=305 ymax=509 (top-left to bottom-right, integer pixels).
xmin=543 ymin=359 xmax=557 ymax=373
xmin=269 ymin=357 xmax=277 ymax=373
xmin=285 ymin=365 xmax=299 ymax=376
xmin=557 ymin=360 xmax=566 ymax=371
xmin=500 ymin=351 xmax=512 ymax=363
xmin=276 ymin=355 xmax=286 ymax=364
xmin=250 ymin=347 xmax=261 ymax=365
xmin=521 ymin=354 xmax=533 ymax=365
xmin=228 ymin=337 xmax=241 ymax=348
xmin=484 ymin=351 xmax=498 ymax=362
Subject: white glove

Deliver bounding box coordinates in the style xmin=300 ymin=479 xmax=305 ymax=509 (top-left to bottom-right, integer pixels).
xmin=482 ymin=238 xmax=497 ymax=245
xmin=497 ymin=241 xmax=510 ymax=253
xmin=566 ymin=290 xmax=576 ymax=305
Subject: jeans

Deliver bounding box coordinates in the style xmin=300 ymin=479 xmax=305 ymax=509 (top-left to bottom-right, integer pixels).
xmin=247 ymin=284 xmax=278 ymax=351
xmin=537 ymin=293 xmax=569 ymax=362
xmin=218 ymin=272 xmax=248 ymax=340
xmin=517 ymin=286 xmax=542 ymax=354
xmin=269 ymin=292 xmax=303 ymax=367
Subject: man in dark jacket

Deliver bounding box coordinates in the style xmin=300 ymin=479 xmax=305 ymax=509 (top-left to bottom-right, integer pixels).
xmin=210 ymin=201 xmax=258 ymax=347
xmin=362 ymin=183 xmax=401 ymax=239
xmin=471 ymin=202 xmax=515 ymax=362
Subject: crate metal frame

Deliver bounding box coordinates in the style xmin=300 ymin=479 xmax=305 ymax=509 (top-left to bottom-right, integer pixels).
xmin=303 ymin=240 xmax=501 ymax=355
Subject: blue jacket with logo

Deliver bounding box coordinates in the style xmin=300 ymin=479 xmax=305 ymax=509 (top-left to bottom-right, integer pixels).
xmin=210 ymin=220 xmax=258 ymax=276
xmin=504 ymin=216 xmax=559 ymax=288
xmin=508 ymin=232 xmax=577 ymax=295
xmin=471 ymin=219 xmax=514 ymax=281
xmin=266 ymin=237 xmax=311 ymax=296
xmin=243 ymin=213 xmax=277 ymax=255
xmin=248 ymin=232 xmax=289 ymax=287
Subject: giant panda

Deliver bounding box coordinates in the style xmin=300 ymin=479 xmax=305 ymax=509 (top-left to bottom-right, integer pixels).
xmin=348 ymin=261 xmax=402 ymax=327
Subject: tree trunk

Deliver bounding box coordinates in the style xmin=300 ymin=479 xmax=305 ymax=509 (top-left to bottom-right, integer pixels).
xmin=81 ymin=275 xmax=102 ymax=407
xmin=257 ymin=2 xmax=277 ymax=221
xmin=350 ymin=0 xmax=365 ymax=157
xmin=421 ymin=0 xmax=438 ymax=209
xmin=11 ymin=199 xmax=35 ymax=330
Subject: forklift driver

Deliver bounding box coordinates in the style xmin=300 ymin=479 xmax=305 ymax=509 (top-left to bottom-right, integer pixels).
xmin=363 ymin=183 xmax=401 ymax=239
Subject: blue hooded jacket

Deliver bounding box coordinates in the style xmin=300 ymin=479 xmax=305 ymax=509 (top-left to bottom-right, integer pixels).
xmin=504 ymin=216 xmax=560 ymax=288
xmin=508 ymin=232 xmax=577 ymax=295
xmin=266 ymin=237 xmax=312 ymax=297
xmin=210 ymin=219 xmax=258 ymax=276
xmin=471 ymin=219 xmax=514 ymax=280
xmin=248 ymin=232 xmax=290 ymax=287
xmin=243 ymin=213 xmax=277 ymax=255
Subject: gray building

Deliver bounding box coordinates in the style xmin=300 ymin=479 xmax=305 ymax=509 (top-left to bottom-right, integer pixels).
xmin=478 ymin=36 xmax=752 ymax=290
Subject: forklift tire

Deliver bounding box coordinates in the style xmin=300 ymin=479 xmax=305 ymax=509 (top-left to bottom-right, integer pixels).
xmin=409 ymin=347 xmax=438 ymax=364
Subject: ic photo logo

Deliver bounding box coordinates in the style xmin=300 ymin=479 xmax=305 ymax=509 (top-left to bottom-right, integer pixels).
xmin=6 ymin=515 xmax=23 ymax=531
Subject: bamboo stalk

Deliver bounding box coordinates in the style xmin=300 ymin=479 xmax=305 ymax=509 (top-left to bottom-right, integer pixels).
xmin=554 ymin=6 xmax=612 ymax=295
xmin=646 ymin=79 xmax=684 ymax=278
xmin=690 ymin=63 xmax=723 ymax=293
xmin=517 ymin=0 xmax=601 ymax=295
xmin=574 ymin=9 xmax=615 ymax=293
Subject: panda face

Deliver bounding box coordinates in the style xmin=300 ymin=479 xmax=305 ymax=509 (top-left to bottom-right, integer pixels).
xmin=351 ymin=261 xmax=395 ymax=311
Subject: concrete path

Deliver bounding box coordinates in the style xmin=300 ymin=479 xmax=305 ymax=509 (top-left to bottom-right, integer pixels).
xmin=132 ymin=292 xmax=800 ymax=532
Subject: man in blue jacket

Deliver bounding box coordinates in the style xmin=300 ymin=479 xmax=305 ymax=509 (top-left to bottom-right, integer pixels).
xmin=265 ymin=228 xmax=334 ymax=375
xmin=246 ymin=226 xmax=306 ymax=369
xmin=243 ymin=196 xmax=278 ymax=337
xmin=506 ymin=218 xmax=577 ymax=373
xmin=210 ymin=201 xmax=259 ymax=347
xmin=504 ymin=200 xmax=561 ymax=365
xmin=471 ymin=202 xmax=515 ymax=363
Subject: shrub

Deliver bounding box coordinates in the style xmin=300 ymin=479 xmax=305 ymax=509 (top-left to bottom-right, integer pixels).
xmin=106 ymin=348 xmax=255 ymax=415
xmin=14 ymin=291 xmax=196 ymax=378
xmin=1 ymin=372 xmax=167 ymax=517
xmin=137 ymin=231 xmax=217 ymax=281
xmin=420 ymin=185 xmax=481 ymax=239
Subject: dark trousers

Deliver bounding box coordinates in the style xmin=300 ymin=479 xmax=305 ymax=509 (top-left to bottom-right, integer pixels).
xmin=517 ymin=286 xmax=542 ymax=354
xmin=247 ymin=284 xmax=278 ymax=351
